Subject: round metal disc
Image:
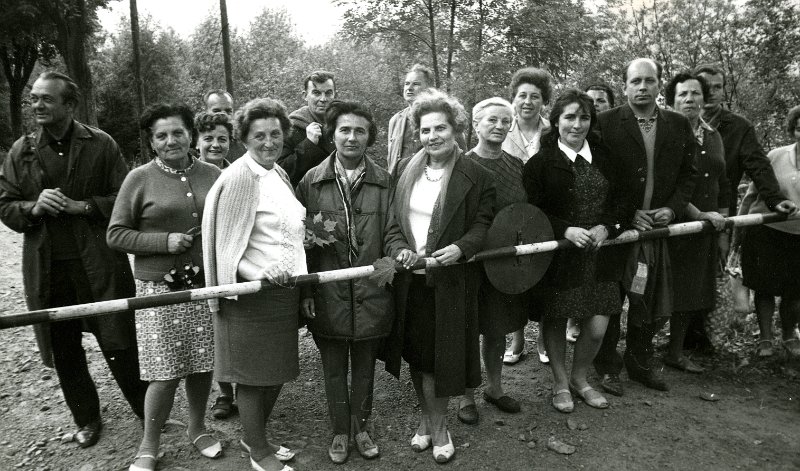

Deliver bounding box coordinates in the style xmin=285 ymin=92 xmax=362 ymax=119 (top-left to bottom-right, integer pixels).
xmin=483 ymin=203 xmax=554 ymax=294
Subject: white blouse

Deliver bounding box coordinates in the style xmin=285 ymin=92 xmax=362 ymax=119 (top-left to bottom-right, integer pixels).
xmin=238 ymin=155 xmax=308 ymax=279
xmin=409 ymin=169 xmax=444 ymax=258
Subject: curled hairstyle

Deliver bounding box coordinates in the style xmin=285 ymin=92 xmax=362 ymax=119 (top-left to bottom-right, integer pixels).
xmin=407 ymin=63 xmax=434 ymax=87
xmin=786 ymin=105 xmax=800 ymax=138
xmin=622 ymin=58 xmax=663 ymax=82
xmin=664 ymin=72 xmax=710 ymax=107
xmin=324 ymin=100 xmax=378 ymax=147
xmin=303 ymin=70 xmax=336 ymax=92
xmin=140 ymin=102 xmax=197 ymax=147
xmin=234 ymin=98 xmax=291 ymax=143
xmin=472 ymin=97 xmax=514 ymax=128
xmin=411 ymin=89 xmax=469 ymax=135
xmin=38 ymin=71 xmax=81 ymax=106
xmin=584 ymin=83 xmax=616 ymax=108
xmin=542 ymin=89 xmax=597 ymax=147
xmin=508 ymin=67 xmax=553 ymax=104
xmin=194 ymin=111 xmax=233 ymax=138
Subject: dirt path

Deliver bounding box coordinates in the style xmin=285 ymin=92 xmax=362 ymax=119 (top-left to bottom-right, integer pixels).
xmin=0 ymin=223 xmax=797 ymax=471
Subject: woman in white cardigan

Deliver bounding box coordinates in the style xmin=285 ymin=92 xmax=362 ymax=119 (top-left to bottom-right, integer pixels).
xmin=202 ymin=98 xmax=305 ymax=471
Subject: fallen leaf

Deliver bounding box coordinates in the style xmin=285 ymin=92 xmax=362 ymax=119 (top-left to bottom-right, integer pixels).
xmin=547 ymin=436 xmax=576 ymax=455
xmin=699 ymin=392 xmax=720 ymax=402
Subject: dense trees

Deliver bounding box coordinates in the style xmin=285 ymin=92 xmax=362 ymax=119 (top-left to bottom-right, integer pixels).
xmin=0 ymin=0 xmax=798 ymax=161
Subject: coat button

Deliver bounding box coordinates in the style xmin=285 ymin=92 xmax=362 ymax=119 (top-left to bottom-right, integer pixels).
xmin=701 ymin=151 xmax=706 ymax=155
xmin=356 ymin=297 xmax=363 ymax=304
xmin=181 ymin=177 xmax=187 ymax=182
xmin=704 ymin=173 xmax=709 ymax=177
xmin=186 ymin=192 xmax=192 ymax=197
xmin=357 ymin=237 xmax=364 ymax=246
xmin=192 ymin=212 xmax=198 ymax=218
xmin=354 ymin=208 xmax=361 ymax=214
xmin=428 ymin=228 xmax=434 ymax=234
xmin=640 ymin=177 xmax=645 ymax=182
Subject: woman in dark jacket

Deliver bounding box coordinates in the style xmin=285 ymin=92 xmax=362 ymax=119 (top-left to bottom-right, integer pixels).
xmin=384 ymin=89 xmax=495 ymax=464
xmin=523 ymin=89 xmax=632 ymax=413
xmin=296 ymin=101 xmax=393 ymax=464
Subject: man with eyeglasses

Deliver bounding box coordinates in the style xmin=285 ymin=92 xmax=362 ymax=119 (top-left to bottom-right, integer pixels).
xmin=278 ymin=70 xmax=338 ymax=186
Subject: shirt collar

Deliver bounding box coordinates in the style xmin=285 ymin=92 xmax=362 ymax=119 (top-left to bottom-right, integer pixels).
xmin=557 ymin=138 xmax=592 ymax=163
xmin=244 ymin=151 xmax=273 ymax=177
xmin=38 ymin=120 xmax=74 ymax=148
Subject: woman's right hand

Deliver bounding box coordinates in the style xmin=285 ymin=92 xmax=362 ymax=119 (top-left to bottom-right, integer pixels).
xmin=564 ymin=227 xmax=593 ymax=249
xmin=395 ymin=248 xmax=420 ymax=270
xmin=167 ymin=233 xmax=193 ymax=254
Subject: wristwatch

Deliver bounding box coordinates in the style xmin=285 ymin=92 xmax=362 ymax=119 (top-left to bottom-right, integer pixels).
xmin=84 ymin=202 xmax=93 ymax=216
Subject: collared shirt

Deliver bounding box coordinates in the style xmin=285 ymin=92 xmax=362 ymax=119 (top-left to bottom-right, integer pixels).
xmin=557 ymin=138 xmax=593 ymax=164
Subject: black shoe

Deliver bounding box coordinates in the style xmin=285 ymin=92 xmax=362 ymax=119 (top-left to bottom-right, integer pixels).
xmin=599 ymin=374 xmax=624 ymax=397
xmin=75 ymin=419 xmax=102 ymax=448
xmin=624 ymin=354 xmax=669 ymax=391
xmin=457 ymin=403 xmax=479 ymax=425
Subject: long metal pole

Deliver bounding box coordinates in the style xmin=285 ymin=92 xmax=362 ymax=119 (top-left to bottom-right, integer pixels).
xmin=0 ymin=212 xmax=789 ymax=329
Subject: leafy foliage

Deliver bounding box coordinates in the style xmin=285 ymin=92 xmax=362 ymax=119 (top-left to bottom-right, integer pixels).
xmin=304 ymin=212 xmax=337 ymax=248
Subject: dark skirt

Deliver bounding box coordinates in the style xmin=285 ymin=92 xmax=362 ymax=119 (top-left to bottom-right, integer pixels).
xmin=478 ymin=271 xmax=530 ymax=336
xmin=402 ymin=275 xmax=437 ymax=374
xmin=214 ymin=286 xmax=299 ymax=386
xmin=742 ymin=225 xmax=800 ymax=296
xmin=668 ymin=232 xmax=718 ymax=312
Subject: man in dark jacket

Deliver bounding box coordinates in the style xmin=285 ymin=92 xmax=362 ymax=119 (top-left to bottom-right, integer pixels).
xmin=278 ymin=70 xmax=337 ymax=186
xmin=694 ymin=64 xmax=796 ymax=216
xmin=592 ymin=59 xmax=698 ymax=396
xmin=203 ymin=89 xmax=246 ymax=161
xmin=0 ymin=72 xmax=146 ymax=448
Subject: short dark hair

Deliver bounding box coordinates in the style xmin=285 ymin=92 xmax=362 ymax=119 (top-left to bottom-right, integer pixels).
xmin=324 ymin=100 xmax=377 ymax=147
xmin=37 ymin=71 xmax=81 ymax=106
xmin=234 ymin=98 xmax=291 ymax=143
xmin=693 ymin=63 xmax=725 ymax=85
xmin=584 ymin=83 xmax=615 ymax=108
xmin=303 ymin=70 xmax=336 ymax=93
xmin=140 ymin=102 xmax=197 ymax=147
xmin=786 ymin=105 xmax=800 ymax=138
xmin=410 ymin=89 xmax=469 ymax=135
xmin=664 ymin=72 xmax=710 ymax=107
xmin=194 ymin=111 xmax=233 ymax=138
xmin=407 ymin=64 xmax=434 ymax=87
xmin=203 ymin=89 xmax=233 ymax=105
xmin=622 ymin=58 xmax=663 ymax=82
xmin=542 ymin=89 xmax=597 ymax=147
xmin=508 ymin=67 xmax=553 ymax=104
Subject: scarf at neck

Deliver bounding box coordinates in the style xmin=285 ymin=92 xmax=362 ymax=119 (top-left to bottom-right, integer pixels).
xmin=333 ymin=154 xmax=367 ymax=265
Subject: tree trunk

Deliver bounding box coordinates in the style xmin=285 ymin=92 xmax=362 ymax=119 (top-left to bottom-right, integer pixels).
xmin=220 ymin=0 xmax=234 ymax=95
xmin=129 ymin=0 xmax=148 ymax=160
xmin=445 ymin=0 xmax=456 ymax=92
xmin=424 ymin=0 xmax=441 ymax=88
xmin=0 ymin=40 xmax=39 ymax=139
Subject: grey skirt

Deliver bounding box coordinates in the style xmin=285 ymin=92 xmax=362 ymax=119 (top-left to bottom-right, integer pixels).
xmin=214 ymin=286 xmax=299 ymax=386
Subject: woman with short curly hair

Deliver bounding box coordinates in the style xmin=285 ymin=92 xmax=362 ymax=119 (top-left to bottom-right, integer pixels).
xmin=195 ymin=111 xmax=234 ymax=169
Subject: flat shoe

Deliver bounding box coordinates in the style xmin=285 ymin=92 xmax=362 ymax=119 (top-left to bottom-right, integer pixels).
xmin=663 ymin=355 xmax=705 ymax=374
xmin=211 ymin=395 xmax=237 ymax=420
xmin=354 ymin=431 xmax=379 ymax=459
xmin=250 ymin=456 xmax=293 ymax=471
xmin=240 ymin=440 xmax=295 ymax=462
xmin=551 ymin=389 xmax=573 ymax=413
xmin=328 ymin=433 xmax=349 ymax=464
xmin=599 ymin=374 xmax=624 ymax=397
xmin=537 ymin=347 xmax=550 ymax=364
xmin=457 ymin=403 xmax=479 ymax=425
xmin=75 ymin=420 xmax=102 ymax=448
xmin=432 ymin=431 xmax=454 ymax=463
xmin=756 ymin=339 xmax=773 ymax=357
xmin=129 ymin=454 xmax=157 ymax=471
xmin=411 ymin=433 xmax=432 ymax=452
xmin=190 ymin=433 xmax=222 ymax=459
xmin=569 ymin=383 xmax=608 ymax=409
xmin=503 ymin=349 xmax=525 ymax=365
xmin=482 ymin=392 xmax=520 ymax=413
xmin=783 ymin=338 xmax=800 ymax=358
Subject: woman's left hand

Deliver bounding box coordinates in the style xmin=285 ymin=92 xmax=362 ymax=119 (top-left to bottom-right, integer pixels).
xmin=261 ymin=267 xmax=291 ymax=285
xmin=431 ymin=244 xmax=463 ymax=265
xmin=697 ymin=211 xmax=727 ymax=231
xmin=588 ymin=225 xmax=609 ymax=249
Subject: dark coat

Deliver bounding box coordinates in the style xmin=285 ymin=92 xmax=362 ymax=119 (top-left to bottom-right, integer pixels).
xmin=711 ymin=107 xmax=786 ymax=214
xmin=596 ymin=105 xmax=698 ymax=219
xmin=278 ymin=106 xmax=336 ymax=186
xmin=295 ymin=154 xmax=394 ymax=340
xmin=383 ymin=155 xmax=495 ymax=397
xmin=522 ymin=138 xmax=634 ymax=288
xmin=0 ymin=121 xmax=137 ymax=367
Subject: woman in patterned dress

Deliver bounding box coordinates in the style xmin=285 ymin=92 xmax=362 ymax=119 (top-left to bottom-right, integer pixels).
xmin=663 ymin=72 xmax=729 ymax=372
xmin=107 ymin=103 xmax=222 ymax=471
xmin=522 ymin=89 xmax=632 ymax=413
xmin=459 ymin=98 xmax=528 ymax=422
xmin=202 ymin=98 xmax=305 ymax=471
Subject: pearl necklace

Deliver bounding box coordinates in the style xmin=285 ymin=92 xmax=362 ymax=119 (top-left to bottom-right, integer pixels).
xmin=424 ymin=165 xmax=444 ymax=182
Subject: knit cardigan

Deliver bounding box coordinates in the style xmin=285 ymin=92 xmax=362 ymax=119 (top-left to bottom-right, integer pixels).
xmin=202 ymin=155 xmax=294 ymax=312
